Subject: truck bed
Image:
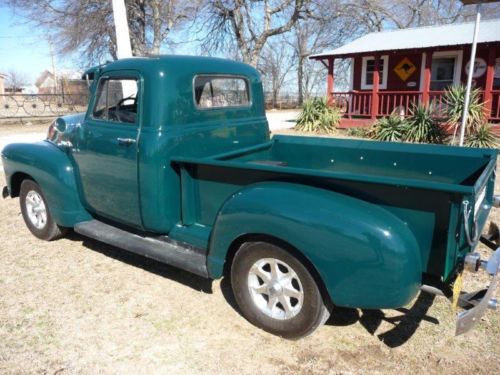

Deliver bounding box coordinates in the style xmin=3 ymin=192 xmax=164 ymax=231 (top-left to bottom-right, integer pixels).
xmin=172 ymin=135 xmax=497 ymax=280
xmin=215 ymin=136 xmax=492 ymax=188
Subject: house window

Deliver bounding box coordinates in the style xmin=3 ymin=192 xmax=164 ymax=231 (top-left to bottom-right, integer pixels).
xmin=429 ymin=51 xmax=462 ymax=91
xmin=431 ymin=58 xmax=455 ymax=90
xmin=361 ymin=56 xmax=388 ymax=90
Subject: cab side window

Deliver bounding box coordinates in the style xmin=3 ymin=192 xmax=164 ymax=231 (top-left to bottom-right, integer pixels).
xmin=92 ymin=78 xmax=138 ymax=124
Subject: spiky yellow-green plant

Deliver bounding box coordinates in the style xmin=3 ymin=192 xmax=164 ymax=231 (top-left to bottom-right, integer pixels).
xmin=465 ymin=124 xmax=498 ymax=148
xmin=443 ymin=85 xmax=486 ymax=144
xmin=404 ymin=104 xmax=445 ymax=144
xmin=295 ymin=97 xmax=341 ymax=134
xmin=368 ymin=115 xmax=407 ymax=142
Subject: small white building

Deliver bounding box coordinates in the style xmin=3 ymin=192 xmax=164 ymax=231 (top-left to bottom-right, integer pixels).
xmin=35 ymin=69 xmax=85 ymax=94
xmin=0 ymin=73 xmax=6 ymax=95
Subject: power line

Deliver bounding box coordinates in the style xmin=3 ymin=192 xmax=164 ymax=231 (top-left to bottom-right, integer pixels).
xmin=0 ymin=35 xmax=43 ymax=39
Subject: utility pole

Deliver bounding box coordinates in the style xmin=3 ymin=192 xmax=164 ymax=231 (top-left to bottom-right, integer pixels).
xmin=48 ymin=38 xmax=58 ymax=94
xmin=111 ymin=0 xmax=135 ymax=98
xmin=111 ymin=0 xmax=133 ymax=59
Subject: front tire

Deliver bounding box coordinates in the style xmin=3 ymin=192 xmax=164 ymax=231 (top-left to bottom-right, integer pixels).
xmin=19 ymin=179 xmax=67 ymax=241
xmin=231 ymin=241 xmax=330 ymax=339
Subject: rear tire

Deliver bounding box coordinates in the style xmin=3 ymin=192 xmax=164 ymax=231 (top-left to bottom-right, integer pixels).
xmin=19 ymin=179 xmax=67 ymax=241
xmin=231 ymin=241 xmax=330 ymax=339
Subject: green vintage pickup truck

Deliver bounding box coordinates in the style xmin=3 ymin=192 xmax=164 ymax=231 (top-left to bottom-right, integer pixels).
xmin=2 ymin=56 xmax=499 ymax=338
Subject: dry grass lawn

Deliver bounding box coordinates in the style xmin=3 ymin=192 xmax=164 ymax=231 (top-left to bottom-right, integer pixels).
xmin=0 ymin=126 xmax=499 ymax=374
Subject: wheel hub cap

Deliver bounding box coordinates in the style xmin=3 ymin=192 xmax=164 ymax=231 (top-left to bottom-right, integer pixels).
xmin=269 ymin=282 xmax=283 ymax=296
xmin=25 ymin=190 xmax=47 ymax=230
xmin=247 ymin=258 xmax=304 ymax=320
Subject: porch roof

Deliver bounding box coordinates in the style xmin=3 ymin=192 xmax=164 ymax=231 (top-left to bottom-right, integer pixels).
xmin=310 ymin=19 xmax=500 ymax=59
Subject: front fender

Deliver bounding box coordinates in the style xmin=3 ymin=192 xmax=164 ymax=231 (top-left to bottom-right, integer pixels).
xmin=2 ymin=141 xmax=91 ymax=227
xmin=208 ymin=182 xmax=422 ymax=309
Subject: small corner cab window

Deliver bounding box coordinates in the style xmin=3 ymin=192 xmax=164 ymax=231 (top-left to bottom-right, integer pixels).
xmin=92 ymin=78 xmax=138 ymax=124
xmin=194 ymin=76 xmax=250 ymax=109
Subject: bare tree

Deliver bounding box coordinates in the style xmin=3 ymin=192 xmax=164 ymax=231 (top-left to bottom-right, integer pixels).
xmin=127 ymin=0 xmax=201 ymax=55
xmin=338 ymin=0 xmax=500 ymax=32
xmin=287 ymin=1 xmax=357 ymax=104
xmin=258 ymin=38 xmax=295 ymax=107
xmin=5 ymin=69 xmax=29 ymax=91
xmin=201 ymin=0 xmax=313 ymax=67
xmin=4 ymin=0 xmax=201 ymax=64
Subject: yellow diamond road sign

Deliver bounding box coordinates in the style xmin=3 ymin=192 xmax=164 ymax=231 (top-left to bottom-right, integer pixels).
xmin=394 ymin=57 xmax=416 ymax=81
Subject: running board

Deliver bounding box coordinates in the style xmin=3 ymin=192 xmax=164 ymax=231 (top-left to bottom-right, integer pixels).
xmin=74 ymin=220 xmax=208 ymax=278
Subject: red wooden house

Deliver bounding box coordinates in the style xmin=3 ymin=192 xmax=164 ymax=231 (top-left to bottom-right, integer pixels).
xmin=310 ymin=20 xmax=500 ymax=128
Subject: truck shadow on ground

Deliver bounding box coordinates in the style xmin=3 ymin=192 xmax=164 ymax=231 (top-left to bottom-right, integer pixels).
xmin=220 ymin=275 xmax=439 ymax=348
xmin=69 ymin=232 xmax=438 ymax=347
xmin=326 ymin=293 xmax=439 ymax=347
xmin=68 ymin=232 xmax=213 ymax=294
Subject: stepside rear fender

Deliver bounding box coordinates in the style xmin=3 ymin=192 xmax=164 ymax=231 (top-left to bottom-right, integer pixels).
xmin=208 ymin=182 xmax=422 ymax=309
xmin=2 ymin=141 xmax=91 ymax=227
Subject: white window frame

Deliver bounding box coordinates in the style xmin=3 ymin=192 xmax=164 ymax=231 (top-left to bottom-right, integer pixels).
xmin=349 ymin=58 xmax=354 ymax=91
xmin=361 ymin=55 xmax=389 ymax=90
xmin=429 ymin=50 xmax=463 ymax=89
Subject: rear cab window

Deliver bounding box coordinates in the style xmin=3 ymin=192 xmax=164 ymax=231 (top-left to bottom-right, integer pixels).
xmin=194 ymin=75 xmax=250 ymax=109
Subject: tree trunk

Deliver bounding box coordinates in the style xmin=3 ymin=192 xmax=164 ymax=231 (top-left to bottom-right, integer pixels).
xmin=151 ymin=0 xmax=162 ymax=55
xmin=297 ymin=56 xmax=304 ymax=106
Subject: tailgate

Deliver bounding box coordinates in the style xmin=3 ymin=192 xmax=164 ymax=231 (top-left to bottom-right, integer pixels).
xmin=444 ymin=157 xmax=497 ymax=280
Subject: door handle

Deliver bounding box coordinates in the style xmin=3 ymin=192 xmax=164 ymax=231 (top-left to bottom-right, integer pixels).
xmin=117 ymin=137 xmax=136 ymax=146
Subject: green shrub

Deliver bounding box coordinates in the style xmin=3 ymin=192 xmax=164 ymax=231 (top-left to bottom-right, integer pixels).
xmin=368 ymin=115 xmax=407 ymax=142
xmin=295 ymin=97 xmax=341 ymax=133
xmin=465 ymin=124 xmax=498 ymax=148
xmin=346 ymin=127 xmax=369 ymax=138
xmin=404 ymin=104 xmax=445 ymax=144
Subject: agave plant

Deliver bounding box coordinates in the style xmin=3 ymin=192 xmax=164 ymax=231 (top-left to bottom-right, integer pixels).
xmin=442 ymin=85 xmax=486 ymax=144
xmin=295 ymin=97 xmax=341 ymax=134
xmin=368 ymin=115 xmax=407 ymax=142
xmin=404 ymin=104 xmax=445 ymax=144
xmin=465 ymin=124 xmax=498 ymax=148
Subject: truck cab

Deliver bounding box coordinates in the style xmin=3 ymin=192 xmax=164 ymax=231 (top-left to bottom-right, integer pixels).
xmin=65 ymin=56 xmax=268 ymax=234
xmin=2 ymin=56 xmax=499 ymax=338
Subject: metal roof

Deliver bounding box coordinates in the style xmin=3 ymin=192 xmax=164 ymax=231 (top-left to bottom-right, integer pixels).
xmin=310 ymin=19 xmax=500 ymax=59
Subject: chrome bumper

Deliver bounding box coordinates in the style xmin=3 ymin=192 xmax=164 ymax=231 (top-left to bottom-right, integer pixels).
xmin=455 ymin=247 xmax=500 ymax=335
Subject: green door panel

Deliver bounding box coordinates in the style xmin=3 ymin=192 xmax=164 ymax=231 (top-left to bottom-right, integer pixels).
xmin=72 ymin=71 xmax=142 ymax=227
xmin=73 ymin=121 xmax=141 ymax=226
xmin=2 ymin=141 xmax=92 ymax=227
xmin=208 ymin=182 xmax=423 ymax=309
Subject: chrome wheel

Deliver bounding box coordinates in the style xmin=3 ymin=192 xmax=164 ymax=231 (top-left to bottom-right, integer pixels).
xmin=248 ymin=258 xmax=304 ymax=320
xmin=25 ymin=190 xmax=47 ymax=229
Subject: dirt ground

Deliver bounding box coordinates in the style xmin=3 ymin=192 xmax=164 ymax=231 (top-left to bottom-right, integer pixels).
xmin=0 ymin=124 xmax=499 ymax=374
xmin=0 ymin=121 xmax=53 ymax=136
